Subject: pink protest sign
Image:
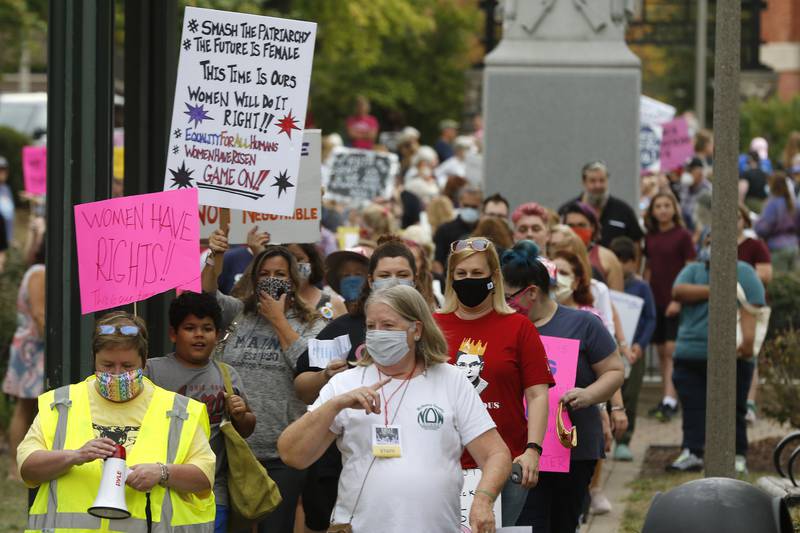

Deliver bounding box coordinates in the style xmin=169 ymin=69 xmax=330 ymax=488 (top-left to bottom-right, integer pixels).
xmin=74 ymin=188 xmax=201 ymax=314
xmin=659 ymin=117 xmax=694 ymax=172
xmin=22 ymin=146 xmax=47 ymax=195
xmin=539 ymin=335 xmax=580 ymax=473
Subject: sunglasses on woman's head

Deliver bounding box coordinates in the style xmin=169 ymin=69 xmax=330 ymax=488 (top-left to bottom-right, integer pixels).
xmin=97 ymin=325 xmax=140 ymax=336
xmin=450 ymin=238 xmax=492 ymax=253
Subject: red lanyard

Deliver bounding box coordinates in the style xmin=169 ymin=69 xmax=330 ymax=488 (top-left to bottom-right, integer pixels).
xmin=377 ymin=367 xmax=414 ymax=427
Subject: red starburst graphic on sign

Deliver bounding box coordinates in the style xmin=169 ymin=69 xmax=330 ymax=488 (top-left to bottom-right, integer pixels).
xmin=275 ymin=111 xmax=301 ymax=139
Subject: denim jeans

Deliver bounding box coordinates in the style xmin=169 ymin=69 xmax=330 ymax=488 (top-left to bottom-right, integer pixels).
xmin=501 ymin=477 xmax=529 ymax=527
xmin=672 ymin=358 xmax=754 ymax=457
xmin=214 ymin=505 xmax=228 ymax=533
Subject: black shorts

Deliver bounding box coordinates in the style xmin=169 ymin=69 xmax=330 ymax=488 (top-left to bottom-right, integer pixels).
xmin=302 ymin=462 xmax=340 ymax=530
xmin=652 ymin=312 xmax=679 ymax=344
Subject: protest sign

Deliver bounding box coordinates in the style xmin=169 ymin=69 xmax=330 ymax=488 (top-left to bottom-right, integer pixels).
xmin=660 ymin=117 xmax=694 ymax=172
xmin=22 ymin=146 xmax=47 ymax=195
xmin=74 ymin=189 xmax=201 ymax=314
xmin=336 ymin=226 xmax=360 ymax=250
xmin=460 ymin=468 xmax=502 ymax=531
xmin=323 ymin=147 xmax=398 ymax=206
xmin=164 ymin=7 xmax=316 ymax=215
xmin=113 ymin=146 xmax=125 ymax=181
xmin=198 ymin=130 xmax=322 ymax=244
xmin=609 ymin=290 xmax=644 ymax=347
xmin=539 ymin=335 xmax=580 ymax=473
xmin=464 ymin=153 xmax=484 ymax=187
xmin=639 ymin=95 xmax=676 ymax=173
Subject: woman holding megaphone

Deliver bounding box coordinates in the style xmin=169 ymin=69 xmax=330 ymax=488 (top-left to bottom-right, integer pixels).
xmin=18 ymin=312 xmax=216 ymax=532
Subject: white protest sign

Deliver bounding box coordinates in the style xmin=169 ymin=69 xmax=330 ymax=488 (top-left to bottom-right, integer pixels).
xmin=307 ymin=334 xmax=351 ymax=369
xmin=199 ymin=130 xmax=321 ymax=244
xmin=464 ymin=153 xmax=484 ymax=187
xmin=639 ymin=95 xmax=676 ymax=174
xmin=323 ymin=147 xmax=398 ymax=207
xmin=164 ymin=7 xmax=316 ymax=215
xmin=610 ymin=290 xmax=645 ymax=346
xmin=460 ymin=469 xmax=501 ymax=531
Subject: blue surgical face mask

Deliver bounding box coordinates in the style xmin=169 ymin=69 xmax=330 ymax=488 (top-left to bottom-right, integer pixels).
xmin=459 ymin=207 xmax=480 ymax=225
xmin=372 ymin=277 xmax=415 ymax=291
xmin=339 ymin=275 xmax=366 ymax=302
xmin=698 ymin=245 xmax=711 ymax=263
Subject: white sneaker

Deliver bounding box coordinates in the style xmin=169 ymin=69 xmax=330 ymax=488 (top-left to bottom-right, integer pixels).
xmin=589 ymin=489 xmax=612 ymax=515
xmin=667 ymin=448 xmax=704 ymax=472
xmin=735 ymin=455 xmax=748 ymax=476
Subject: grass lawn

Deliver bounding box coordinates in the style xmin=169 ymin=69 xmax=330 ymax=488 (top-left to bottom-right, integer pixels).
xmin=0 ymin=454 xmax=30 ymax=531
xmin=620 ymin=470 xmax=800 ymax=532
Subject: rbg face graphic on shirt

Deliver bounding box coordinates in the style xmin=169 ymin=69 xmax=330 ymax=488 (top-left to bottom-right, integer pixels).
xmin=455 ymin=338 xmax=488 ymax=393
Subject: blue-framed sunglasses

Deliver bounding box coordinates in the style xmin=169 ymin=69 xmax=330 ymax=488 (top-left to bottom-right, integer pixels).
xmin=97 ymin=325 xmax=140 ymax=336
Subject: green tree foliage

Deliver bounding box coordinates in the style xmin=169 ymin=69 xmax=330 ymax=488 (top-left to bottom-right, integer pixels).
xmin=185 ymin=0 xmax=480 ymax=141
xmin=0 ymin=0 xmax=47 ymax=72
xmin=739 ymin=95 xmax=800 ymax=163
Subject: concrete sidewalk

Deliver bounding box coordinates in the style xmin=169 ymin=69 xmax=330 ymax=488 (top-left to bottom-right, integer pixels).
xmin=582 ymin=387 xmax=788 ymax=533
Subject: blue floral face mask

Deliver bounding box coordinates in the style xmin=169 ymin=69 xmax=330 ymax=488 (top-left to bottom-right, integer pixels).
xmin=339 ymin=275 xmax=366 ymax=302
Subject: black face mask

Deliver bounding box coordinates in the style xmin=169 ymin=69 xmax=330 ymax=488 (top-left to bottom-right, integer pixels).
xmin=452 ymin=276 xmax=495 ymax=308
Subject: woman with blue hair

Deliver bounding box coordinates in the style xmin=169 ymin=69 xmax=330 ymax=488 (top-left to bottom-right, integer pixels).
xmin=500 ymin=240 xmax=624 ymax=532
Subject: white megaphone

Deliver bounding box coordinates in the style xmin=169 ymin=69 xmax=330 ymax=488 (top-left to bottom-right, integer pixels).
xmin=88 ymin=444 xmax=131 ymax=519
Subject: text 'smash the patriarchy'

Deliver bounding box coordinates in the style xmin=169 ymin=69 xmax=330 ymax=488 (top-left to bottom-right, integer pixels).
xmin=163 ymin=7 xmax=317 ymax=215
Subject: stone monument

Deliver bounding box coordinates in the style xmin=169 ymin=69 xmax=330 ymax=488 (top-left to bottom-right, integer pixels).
xmin=483 ymin=0 xmax=641 ymax=210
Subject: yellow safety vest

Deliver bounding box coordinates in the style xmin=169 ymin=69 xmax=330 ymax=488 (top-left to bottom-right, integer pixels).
xmin=26 ymin=377 xmax=215 ymax=532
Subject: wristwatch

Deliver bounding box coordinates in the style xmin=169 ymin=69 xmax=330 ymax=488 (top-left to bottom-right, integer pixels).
xmin=525 ymin=442 xmax=543 ymax=456
xmin=157 ymin=462 xmax=170 ymax=487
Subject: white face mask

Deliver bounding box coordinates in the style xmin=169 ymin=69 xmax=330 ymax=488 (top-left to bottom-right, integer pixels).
xmin=366 ymin=327 xmax=415 ymax=367
xmin=297 ymin=262 xmax=312 ymax=281
xmin=372 ymin=277 xmax=415 ymax=291
xmin=554 ymin=273 xmax=575 ymax=303
xmin=680 ymin=172 xmax=694 ymax=187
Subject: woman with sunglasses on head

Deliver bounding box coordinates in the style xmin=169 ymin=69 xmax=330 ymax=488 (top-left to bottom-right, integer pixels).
xmin=434 ymin=237 xmax=554 ymax=527
xmin=501 ymin=241 xmax=624 ymax=532
xmin=19 ymin=312 xmax=216 ymax=531
xmin=204 ymin=228 xmax=325 ymax=533
xmin=292 ymin=236 xmax=418 ymax=533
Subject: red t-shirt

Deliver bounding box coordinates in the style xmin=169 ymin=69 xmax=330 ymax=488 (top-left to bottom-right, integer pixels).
xmin=345 ymin=115 xmax=379 ymax=149
xmin=738 ymin=237 xmax=771 ymax=268
xmin=434 ymin=310 xmax=554 ymax=468
xmin=645 ymin=226 xmax=696 ymax=311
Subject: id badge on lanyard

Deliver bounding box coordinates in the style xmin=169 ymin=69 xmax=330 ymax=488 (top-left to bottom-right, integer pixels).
xmin=372 ymin=424 xmax=402 ymax=458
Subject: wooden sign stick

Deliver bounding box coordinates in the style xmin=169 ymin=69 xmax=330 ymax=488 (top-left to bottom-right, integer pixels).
xmin=213 ymin=208 xmax=231 ymax=278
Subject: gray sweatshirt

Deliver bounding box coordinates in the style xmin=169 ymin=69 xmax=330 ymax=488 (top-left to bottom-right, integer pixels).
xmin=216 ymin=291 xmax=324 ymax=461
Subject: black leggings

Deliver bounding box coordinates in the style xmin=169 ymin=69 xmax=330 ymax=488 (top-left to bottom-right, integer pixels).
xmin=516 ymin=459 xmax=597 ymax=533
xmin=253 ymin=459 xmax=307 ymax=533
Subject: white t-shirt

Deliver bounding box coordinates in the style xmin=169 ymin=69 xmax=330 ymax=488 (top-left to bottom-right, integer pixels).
xmin=590 ymin=279 xmax=615 ymax=336
xmin=311 ymin=363 xmax=495 ymax=532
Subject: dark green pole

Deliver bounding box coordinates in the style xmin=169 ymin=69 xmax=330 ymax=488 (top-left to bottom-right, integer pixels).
xmin=45 ymin=0 xmax=115 ymax=389
xmin=124 ymin=0 xmax=179 ymax=357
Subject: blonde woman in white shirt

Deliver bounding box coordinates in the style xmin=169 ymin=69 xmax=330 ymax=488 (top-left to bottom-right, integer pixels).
xmin=278 ymin=285 xmax=510 ymax=533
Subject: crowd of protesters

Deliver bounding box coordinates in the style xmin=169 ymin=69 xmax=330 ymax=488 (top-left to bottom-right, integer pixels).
xmin=4 ymin=99 xmax=800 ymax=532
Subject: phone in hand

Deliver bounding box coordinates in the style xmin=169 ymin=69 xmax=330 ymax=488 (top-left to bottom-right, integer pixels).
xmin=510 ymin=462 xmax=523 ymax=484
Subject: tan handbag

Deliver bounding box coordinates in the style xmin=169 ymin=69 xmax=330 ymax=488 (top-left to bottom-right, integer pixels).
xmin=218 ymin=362 xmax=282 ymax=520
xmin=557 ymin=400 xmax=578 ymax=449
